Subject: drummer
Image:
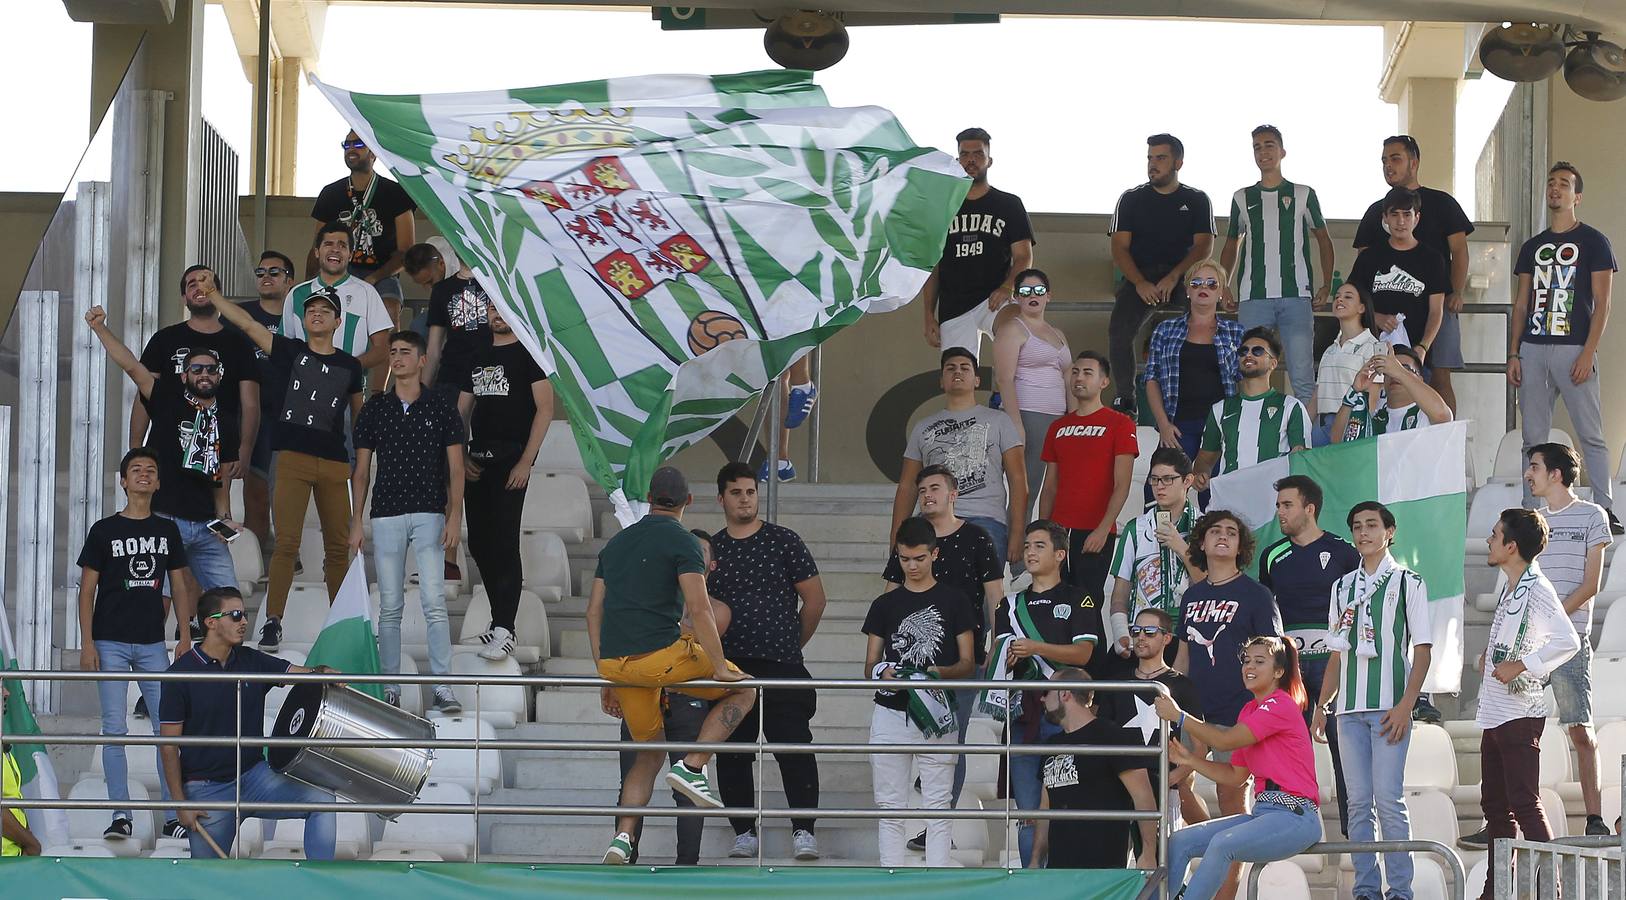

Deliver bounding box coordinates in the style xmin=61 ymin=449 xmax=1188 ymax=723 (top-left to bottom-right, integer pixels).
xmin=158 ymin=586 xmax=340 ymax=860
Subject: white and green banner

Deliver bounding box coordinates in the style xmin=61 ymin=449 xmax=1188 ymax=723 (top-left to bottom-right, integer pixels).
xmin=1209 ymin=421 xmax=1468 ymax=693
xmin=313 ymin=71 xmax=968 ymax=515
xmin=0 ymin=603 xmax=69 ymax=848
xmin=305 ymin=554 xmax=385 ymax=701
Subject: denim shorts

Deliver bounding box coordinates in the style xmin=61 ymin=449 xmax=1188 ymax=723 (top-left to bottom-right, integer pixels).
xmin=1550 ymin=637 xmax=1592 ymax=726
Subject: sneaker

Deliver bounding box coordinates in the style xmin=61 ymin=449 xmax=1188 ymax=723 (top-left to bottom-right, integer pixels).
xmin=728 ymin=831 xmax=759 ymax=858
xmin=603 ymin=832 xmax=634 ymax=865
xmin=444 ymin=561 xmax=463 ymax=582
xmin=132 ymin=696 xmax=149 ymax=720
xmin=384 ymin=689 xmax=401 ymax=709
xmin=1610 ymin=509 xmax=1624 ymax=536
xmin=1110 ymin=396 xmax=1137 ymax=418
xmin=757 ymin=459 xmax=796 ymax=483
xmin=784 ymin=384 xmax=817 ymax=429
xmin=293 ymin=560 xmax=304 ymax=576
xmin=258 ymin=616 xmax=282 ymax=652
xmin=431 ymin=686 xmax=462 ymax=715
xmin=988 ymin=390 xmax=1002 ymax=411
xmin=1587 ymin=814 xmax=1610 ymax=836
xmin=665 ymin=761 xmax=724 ymax=809
xmin=1458 ymin=825 xmax=1489 ymax=849
xmin=906 ymin=829 xmax=926 ymax=852
xmin=103 ymin=817 xmax=132 ymax=840
xmin=162 ymin=819 xmax=189 ymax=840
xmin=793 ymin=829 xmax=819 ymax=860
xmin=460 ymin=628 xmax=496 ymax=647
xmin=478 ymin=626 xmax=515 ymax=661
xmin=1411 ymin=697 xmax=1443 ymax=724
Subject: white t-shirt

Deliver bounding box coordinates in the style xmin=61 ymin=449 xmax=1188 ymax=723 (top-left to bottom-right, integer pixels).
xmin=284 ymin=274 xmax=393 ymax=360
xmin=1475 ymin=564 xmax=1580 ymax=729
xmin=1537 ymin=498 xmax=1612 ymax=634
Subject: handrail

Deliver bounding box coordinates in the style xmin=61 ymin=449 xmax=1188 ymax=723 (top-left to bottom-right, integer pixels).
xmin=1244 ymin=840 xmax=1467 ymax=900
xmin=0 ymin=668 xmax=1173 ymax=877
xmin=1494 ymin=835 xmax=1623 ymax=899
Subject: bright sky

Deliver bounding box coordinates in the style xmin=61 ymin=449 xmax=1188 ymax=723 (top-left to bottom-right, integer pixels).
xmin=5 ymin=3 xmax=1514 ymax=218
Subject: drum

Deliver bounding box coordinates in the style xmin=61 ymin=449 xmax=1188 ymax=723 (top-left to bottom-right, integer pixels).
xmin=270 ymin=682 xmax=434 ymax=818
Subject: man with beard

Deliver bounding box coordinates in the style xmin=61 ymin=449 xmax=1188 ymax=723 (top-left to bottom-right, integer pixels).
xmin=1100 ymin=607 xmax=1207 ymax=828
xmin=233 ymin=251 xmax=295 ymax=568
xmin=310 ymin=130 xmax=417 ymax=330
xmin=285 ymin=222 xmax=394 ymax=392
xmin=128 ymin=265 xmax=259 ymax=485
xmin=1193 ymin=326 xmax=1311 ymax=490
xmin=88 ymin=307 xmax=242 ymax=596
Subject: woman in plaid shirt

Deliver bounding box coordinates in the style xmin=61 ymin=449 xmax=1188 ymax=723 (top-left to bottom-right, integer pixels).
xmin=1142 ymin=259 xmax=1245 ymax=488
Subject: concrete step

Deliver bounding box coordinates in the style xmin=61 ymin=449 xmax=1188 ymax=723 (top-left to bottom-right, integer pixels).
xmin=540 ymin=655 xmax=869 ymax=681
xmin=489 ymin=817 xmax=881 ymax=862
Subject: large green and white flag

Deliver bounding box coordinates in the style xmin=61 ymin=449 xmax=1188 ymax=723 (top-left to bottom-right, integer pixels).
xmin=313 ymin=70 xmax=968 ymax=516
xmin=305 ymin=555 xmax=386 ymax=701
xmin=1209 ymin=421 xmax=1468 ymax=693
xmin=0 ymin=605 xmax=69 ymax=847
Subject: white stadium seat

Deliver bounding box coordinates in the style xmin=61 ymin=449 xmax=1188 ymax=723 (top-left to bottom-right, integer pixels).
xmin=1403 ymin=723 xmax=1458 ymax=791
xmin=520 ymin=472 xmax=592 ymax=543
xmin=1242 ymin=860 xmax=1310 ymax=900
xmin=1596 ymin=721 xmax=1626 ymax=788
xmin=229 ymin=529 xmax=264 ymax=598
xmin=1541 ymin=786 xmax=1570 ymax=837
xmin=1466 ymin=484 xmax=1520 ymax=550
xmin=1490 ymin=428 xmax=1572 ymax=484
xmin=66 ymin=777 xmax=153 ymax=854
xmin=1541 ymin=720 xmax=1573 ymax=786
xmin=372 ymin=781 xmax=475 ymax=862
xmin=1466 ymin=858 xmax=1490 ymax=900
xmin=251 ymin=585 xmax=331 ymax=651
xmin=533 ymin=424 xmax=588 ymax=478
xmin=429 ymin=717 xmax=501 ymax=795
xmin=264 ymin=807 xmax=375 ymax=860
xmin=459 ymin=588 xmax=551 ymax=664
xmin=518 ymin=530 xmax=570 ymax=601
xmin=1405 ymin=788 xmax=1459 ymax=846
xmin=1411 ymin=855 xmax=1451 ymax=900
xmin=41 ymin=843 xmax=118 ymax=858
xmin=1599 ymin=602 xmax=1626 ymax=653
xmin=403 ymin=542 xmax=467 ymax=600
xmin=367 ymin=847 xmax=445 ymax=862
xmin=446 ymin=651 xmax=527 ymax=728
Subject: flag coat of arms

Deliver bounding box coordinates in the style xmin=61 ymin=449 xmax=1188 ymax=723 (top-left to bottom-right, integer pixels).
xmin=314 ymin=71 xmax=968 ymax=516
xmin=1209 ymin=421 xmax=1468 ymax=693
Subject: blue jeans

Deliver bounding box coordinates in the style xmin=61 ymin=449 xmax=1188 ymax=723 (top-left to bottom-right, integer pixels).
xmin=1170 ymin=798 xmax=1323 ymax=898
xmin=373 ymin=512 xmax=453 ymax=690
xmin=949 ymin=684 xmax=975 ymax=807
xmin=1338 ymin=709 xmax=1415 ymax=898
xmin=1239 ymin=297 xmax=1315 ymax=409
xmin=158 ymin=514 xmax=239 ymax=594
xmin=963 ymin=515 xmax=1009 ymax=565
xmin=1011 ymin=713 xmax=1063 ymax=866
xmin=185 ymin=761 xmax=335 ymax=859
xmin=95 ymin=640 xmax=174 ymax=821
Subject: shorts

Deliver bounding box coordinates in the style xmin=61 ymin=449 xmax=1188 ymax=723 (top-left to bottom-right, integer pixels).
xmin=1550 ymin=637 xmax=1592 ymax=726
xmin=939 ymin=301 xmax=1001 ymax=363
xmin=598 ymin=635 xmax=744 ymax=742
xmin=1427 ymin=307 xmax=1464 ymax=369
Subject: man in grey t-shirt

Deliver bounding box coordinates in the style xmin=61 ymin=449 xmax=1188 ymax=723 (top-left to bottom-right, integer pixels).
xmin=890 ymin=347 xmax=1026 ymax=564
xmin=1528 ymin=442 xmax=1612 ymax=835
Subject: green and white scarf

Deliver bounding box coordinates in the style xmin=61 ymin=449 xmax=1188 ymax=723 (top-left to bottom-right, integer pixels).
xmin=898 ymin=668 xmax=956 ymax=738
xmin=1490 ymin=565 xmax=1545 ymax=697
xmin=977 ymin=591 xmax=1057 ymax=721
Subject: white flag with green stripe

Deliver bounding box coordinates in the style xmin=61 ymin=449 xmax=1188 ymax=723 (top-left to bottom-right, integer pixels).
xmin=1209 ymin=421 xmax=1467 ymax=693
xmin=313 ymin=70 xmax=968 ymax=515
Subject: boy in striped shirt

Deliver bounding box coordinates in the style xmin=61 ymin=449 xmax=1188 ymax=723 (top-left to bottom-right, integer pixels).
xmin=1313 ymin=500 xmax=1432 ymax=900
xmin=1219 ymin=125 xmax=1335 ymax=411
xmin=1193 ymin=326 xmax=1310 ymax=489
xmin=1332 ymin=346 xmax=1452 ymax=443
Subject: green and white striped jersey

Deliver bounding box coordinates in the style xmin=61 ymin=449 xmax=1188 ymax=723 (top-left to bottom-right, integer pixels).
xmin=1199 ymin=389 xmax=1311 ymax=474
xmin=1326 ymin=556 xmax=1432 ymax=715
xmin=1226 ymin=181 xmax=1327 ymax=301
xmin=284 ymin=274 xmax=394 ymax=361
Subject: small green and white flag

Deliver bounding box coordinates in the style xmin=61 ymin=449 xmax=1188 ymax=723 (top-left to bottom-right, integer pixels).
xmin=305 ymin=554 xmax=385 ymax=701
xmin=1209 ymin=421 xmax=1468 ymax=693
xmin=313 ymin=70 xmax=968 ymax=518
xmin=0 ymin=609 xmax=69 ymax=847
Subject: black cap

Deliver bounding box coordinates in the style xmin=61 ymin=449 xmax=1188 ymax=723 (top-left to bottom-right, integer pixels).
xmin=304 ymin=289 xmax=342 ymax=315
xmin=648 ymin=466 xmax=690 ymax=509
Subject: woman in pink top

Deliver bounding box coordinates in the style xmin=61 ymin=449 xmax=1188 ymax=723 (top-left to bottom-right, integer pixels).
xmin=993 ymin=268 xmax=1071 ymax=510
xmin=1156 ymin=635 xmax=1322 ymax=899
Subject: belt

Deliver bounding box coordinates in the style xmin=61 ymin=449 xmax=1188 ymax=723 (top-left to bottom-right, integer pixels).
xmin=1256 ymin=789 xmax=1318 ymax=815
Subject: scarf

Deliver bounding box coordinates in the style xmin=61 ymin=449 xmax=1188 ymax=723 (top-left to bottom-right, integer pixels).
xmin=1327 ymin=564 xmax=1404 ymax=660
xmin=179 ymin=392 xmax=222 ymax=482
xmin=1490 ymin=565 xmax=1545 ymax=697
xmin=1148 ymin=503 xmax=1199 ymax=614
xmin=978 ymin=591 xmax=1057 ymax=721
xmin=1341 ymin=387 xmax=1423 ymax=441
xmin=897 ymin=667 xmax=956 ymax=737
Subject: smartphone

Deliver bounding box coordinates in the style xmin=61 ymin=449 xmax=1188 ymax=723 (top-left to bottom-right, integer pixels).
xmin=1155 ymin=510 xmax=1172 ymax=530
xmin=206 ymin=519 xmax=241 ymax=542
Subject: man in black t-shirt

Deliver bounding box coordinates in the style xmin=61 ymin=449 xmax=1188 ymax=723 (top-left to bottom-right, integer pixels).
xmin=87 ymin=307 xmax=241 ymax=596
xmin=310 ymin=130 xmax=418 ymax=324
xmin=1353 ymin=135 xmax=1473 ymax=412
xmin=863 ymin=516 xmax=977 ymax=868
xmin=994 ymin=520 xmax=1102 ymax=867
xmin=1030 ymin=668 xmax=1158 ymax=870
xmin=921 ymin=127 xmax=1035 ymax=364
xmin=1107 ymin=133 xmax=1217 ymax=414
xmin=1511 ymin=161 xmax=1622 ymax=530
xmin=1100 ymin=608 xmax=1206 ymax=828
xmin=76 ymin=447 xmax=193 ymax=841
xmin=1347 ymin=187 xmax=1449 ymax=363
xmin=209 ymin=287 xmax=364 ymax=650
xmin=404 ymin=240 xmax=492 ymax=393
xmin=708 ymin=462 xmax=828 ymax=860
xmin=131 ymin=264 xmax=260 ymax=484
xmin=233 ymin=250 xmax=295 ymax=568
xmin=456 ymin=301 xmax=556 ymax=659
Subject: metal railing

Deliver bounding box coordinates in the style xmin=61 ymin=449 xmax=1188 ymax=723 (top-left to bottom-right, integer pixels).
xmin=1494 ymin=835 xmax=1621 ymax=900
xmin=0 ymin=669 xmax=1171 ymax=881
xmin=1244 ymin=839 xmax=1467 ymax=900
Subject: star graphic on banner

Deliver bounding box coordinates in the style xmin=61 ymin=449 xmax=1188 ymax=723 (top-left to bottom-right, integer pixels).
xmin=1123 ymin=694 xmax=1161 ymax=745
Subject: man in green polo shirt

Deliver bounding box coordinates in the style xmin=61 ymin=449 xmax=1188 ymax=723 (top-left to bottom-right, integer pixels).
xmin=588 ymin=466 xmax=754 ymax=865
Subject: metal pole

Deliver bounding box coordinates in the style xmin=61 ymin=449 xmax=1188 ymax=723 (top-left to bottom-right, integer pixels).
xmin=17 ymin=292 xmax=59 ymax=712
xmin=765 ymin=379 xmax=781 ymax=523
xmin=1003 ymin=695 xmax=1012 ymax=867
xmin=474 ymin=681 xmax=481 ymax=863
xmin=251 ymin=0 xmax=271 ymax=253
xmin=234 ymin=678 xmax=242 ymax=859
xmin=1158 ymin=715 xmax=1170 ymax=899
xmin=755 ymin=686 xmax=764 ymax=869
xmin=807 ymin=347 xmax=822 ymax=483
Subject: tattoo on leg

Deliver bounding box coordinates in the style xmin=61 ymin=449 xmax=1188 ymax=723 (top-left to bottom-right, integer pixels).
xmin=720 ymin=703 xmax=745 ymax=732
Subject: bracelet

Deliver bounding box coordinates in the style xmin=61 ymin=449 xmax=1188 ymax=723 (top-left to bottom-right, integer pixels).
xmin=1177 ymin=711 xmax=1186 ymax=730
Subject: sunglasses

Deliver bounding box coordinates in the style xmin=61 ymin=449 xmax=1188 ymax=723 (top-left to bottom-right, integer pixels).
xmin=187 ymin=363 xmax=221 ymax=375
xmin=1015 ymin=285 xmax=1049 ymax=298
xmin=341 ymin=139 xmax=367 ymax=151
xmin=1187 ymin=278 xmax=1219 ymax=289
xmin=1128 ymin=625 xmax=1168 ymax=636
xmin=208 ymin=609 xmax=247 ymax=622
xmin=254 ymin=266 xmax=290 ymax=278
xmin=1241 ymin=345 xmax=1275 ymax=358
xmin=1147 ymin=474 xmax=1183 ymax=486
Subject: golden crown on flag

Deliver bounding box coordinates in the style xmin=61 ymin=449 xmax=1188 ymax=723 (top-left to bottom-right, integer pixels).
xmin=443 ymin=107 xmax=636 ymax=184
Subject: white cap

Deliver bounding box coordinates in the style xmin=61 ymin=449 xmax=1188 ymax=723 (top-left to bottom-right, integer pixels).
xmin=424 ymin=235 xmax=468 ymax=276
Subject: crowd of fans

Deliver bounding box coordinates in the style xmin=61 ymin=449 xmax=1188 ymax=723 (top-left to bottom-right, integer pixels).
xmin=3 ymin=122 xmax=1617 ymax=900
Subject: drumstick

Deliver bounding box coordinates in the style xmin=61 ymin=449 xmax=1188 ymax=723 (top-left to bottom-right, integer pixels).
xmin=196 ymin=824 xmax=230 ymax=859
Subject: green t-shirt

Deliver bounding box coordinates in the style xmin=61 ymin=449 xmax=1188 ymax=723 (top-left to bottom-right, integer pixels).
xmin=595 ymin=514 xmax=707 ymax=659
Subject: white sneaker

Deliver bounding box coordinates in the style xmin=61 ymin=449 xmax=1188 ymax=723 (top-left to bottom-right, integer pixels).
xmin=478 ymin=626 xmax=514 ymax=661
xmin=728 ymin=831 xmax=759 ymax=858
xmin=460 ymin=628 xmax=495 ymax=647
xmin=792 ymin=829 xmax=819 ymax=860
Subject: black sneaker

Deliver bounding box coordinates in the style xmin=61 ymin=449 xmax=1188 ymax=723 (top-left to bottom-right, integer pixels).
xmin=132 ymin=696 xmax=149 ymax=720
xmin=103 ymin=816 xmax=133 ymax=840
xmin=1609 ymin=509 xmax=1624 ymax=536
xmin=1458 ymin=826 xmax=1489 ymax=849
xmin=162 ymin=819 xmax=189 ymax=840
xmin=907 ymin=829 xmax=926 ymax=852
xmin=259 ymin=616 xmax=283 ymax=652
xmin=1587 ymin=814 xmax=1610 ymax=836
xmin=1110 ymin=396 xmax=1138 ymax=419
xmin=1411 ymin=696 xmax=1443 ymax=724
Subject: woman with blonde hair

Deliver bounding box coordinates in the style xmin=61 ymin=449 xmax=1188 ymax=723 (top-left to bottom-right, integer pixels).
xmin=1142 ymin=259 xmax=1244 ymax=485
